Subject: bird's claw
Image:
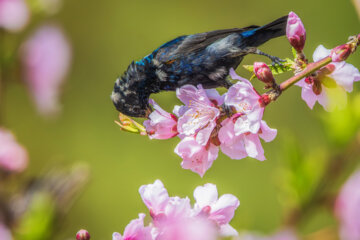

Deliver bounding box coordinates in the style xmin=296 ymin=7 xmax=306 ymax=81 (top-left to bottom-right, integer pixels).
xmin=270 ymin=57 xmax=286 ymax=72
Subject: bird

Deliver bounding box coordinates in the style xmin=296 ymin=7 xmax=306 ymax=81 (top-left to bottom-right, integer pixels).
xmin=111 ymin=15 xmax=288 ymax=118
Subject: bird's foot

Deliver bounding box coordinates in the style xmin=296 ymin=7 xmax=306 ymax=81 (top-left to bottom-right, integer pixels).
xmin=251 ymin=48 xmax=286 ymax=71
xmin=269 ymin=55 xmax=285 ymax=67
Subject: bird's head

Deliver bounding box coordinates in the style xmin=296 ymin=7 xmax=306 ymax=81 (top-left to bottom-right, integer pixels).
xmin=111 ymin=62 xmax=154 ymax=118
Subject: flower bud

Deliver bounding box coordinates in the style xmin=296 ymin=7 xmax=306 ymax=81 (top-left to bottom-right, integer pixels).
xmin=330 ymin=44 xmax=352 ymax=62
xmin=259 ymin=94 xmax=271 ymax=107
xmin=286 ymin=11 xmax=306 ymax=52
xmin=253 ymin=62 xmax=275 ymax=88
xmin=76 ymin=229 xmax=90 ymax=240
xmin=115 ymin=113 xmax=147 ymax=135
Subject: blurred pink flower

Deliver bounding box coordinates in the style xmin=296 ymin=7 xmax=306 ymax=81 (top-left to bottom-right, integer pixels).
xmin=154 ymin=216 xmax=217 ymax=240
xmin=238 ymin=230 xmax=298 ymax=240
xmin=0 ymin=0 xmax=29 ymax=32
xmin=296 ymin=45 xmax=360 ymax=111
xmin=144 ymin=99 xmax=178 ymax=139
xmin=286 ymin=11 xmax=306 ymax=52
xmin=0 ymin=128 xmax=28 ymax=172
xmin=174 ymin=136 xmax=218 ymax=177
xmin=21 ymin=25 xmax=71 ymax=116
xmin=112 ymin=214 xmax=152 ymax=240
xmin=0 ymin=223 xmax=12 ymax=240
xmin=335 ymin=170 xmax=360 ymax=240
xmin=193 ymin=183 xmax=239 ymax=237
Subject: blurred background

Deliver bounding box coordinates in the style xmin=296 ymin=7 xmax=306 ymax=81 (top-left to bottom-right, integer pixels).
xmin=1 ymin=0 xmax=360 ymax=239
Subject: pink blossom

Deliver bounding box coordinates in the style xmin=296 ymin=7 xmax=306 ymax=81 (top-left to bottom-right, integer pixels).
xmin=76 ymin=229 xmax=90 ymax=240
xmin=296 ymin=45 xmax=360 ymax=111
xmin=218 ymin=70 xmax=277 ymax=161
xmin=139 ymin=179 xmax=169 ymax=220
xmin=0 ymin=128 xmax=28 ymax=172
xmin=176 ymin=85 xmax=222 ymax=146
xmin=330 ymin=44 xmax=352 ymax=62
xmin=0 ymin=0 xmax=29 ymax=32
xmin=253 ymin=62 xmax=275 ymax=88
xmin=286 ymin=11 xmax=306 ymax=52
xmin=193 ymin=183 xmax=239 ymax=237
xmin=174 ymin=136 xmax=218 ymax=177
xmin=112 ymin=214 xmax=152 ymax=240
xmin=219 ymin=119 xmax=277 ymax=161
xmin=144 ymin=99 xmax=178 ymax=139
xmin=139 ymin=180 xmax=192 ymax=226
xmin=172 ymin=69 xmax=276 ymax=176
xmin=224 ymin=70 xmax=264 ymax=135
xmin=21 ymin=25 xmax=71 ymax=116
xmin=335 ymin=170 xmax=360 ymax=240
xmin=136 ymin=180 xmax=235 ymax=240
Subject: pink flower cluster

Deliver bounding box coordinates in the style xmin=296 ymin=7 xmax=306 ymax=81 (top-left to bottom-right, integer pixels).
xmin=296 ymin=45 xmax=360 ymax=111
xmin=0 ymin=128 xmax=28 ymax=173
xmin=144 ymin=69 xmax=277 ymax=177
xmin=113 ymin=180 xmax=240 ymax=240
xmin=335 ymin=170 xmax=360 ymax=240
xmin=285 ymin=12 xmax=360 ymax=111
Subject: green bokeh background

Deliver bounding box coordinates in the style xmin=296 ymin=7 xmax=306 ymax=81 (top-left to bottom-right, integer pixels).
xmin=4 ymin=0 xmax=360 ymax=238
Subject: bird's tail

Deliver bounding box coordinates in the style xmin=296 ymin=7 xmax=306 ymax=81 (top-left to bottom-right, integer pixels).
xmin=241 ymin=15 xmax=288 ymax=47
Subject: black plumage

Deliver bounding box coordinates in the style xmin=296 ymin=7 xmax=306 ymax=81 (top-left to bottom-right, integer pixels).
xmin=111 ymin=15 xmax=288 ymax=117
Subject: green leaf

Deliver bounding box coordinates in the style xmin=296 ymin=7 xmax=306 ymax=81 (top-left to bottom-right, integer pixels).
xmin=243 ymin=64 xmax=254 ymax=72
xmin=243 ymin=58 xmax=294 ymax=76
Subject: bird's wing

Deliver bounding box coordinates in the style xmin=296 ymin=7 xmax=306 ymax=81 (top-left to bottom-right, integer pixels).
xmin=155 ymin=26 xmax=259 ymax=63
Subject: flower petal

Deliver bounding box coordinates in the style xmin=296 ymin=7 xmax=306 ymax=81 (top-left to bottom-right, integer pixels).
xmin=312 ymin=45 xmax=331 ymax=62
xmin=139 ymin=180 xmax=169 ymax=215
xmin=243 ymin=134 xmax=266 ymax=161
xmin=330 ymin=62 xmax=360 ymax=92
xmin=318 ymin=85 xmax=347 ymax=112
xmin=175 ymin=137 xmax=219 ymax=177
xmin=210 ymin=194 xmax=240 ymax=225
xmin=219 ymin=224 xmax=238 ymax=237
xmin=194 ymin=183 xmax=219 ymax=208
xmin=298 ymin=79 xmax=317 ymax=109
xmin=122 ymin=213 xmax=152 ymax=240
xmin=259 ymin=121 xmax=277 ymax=142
